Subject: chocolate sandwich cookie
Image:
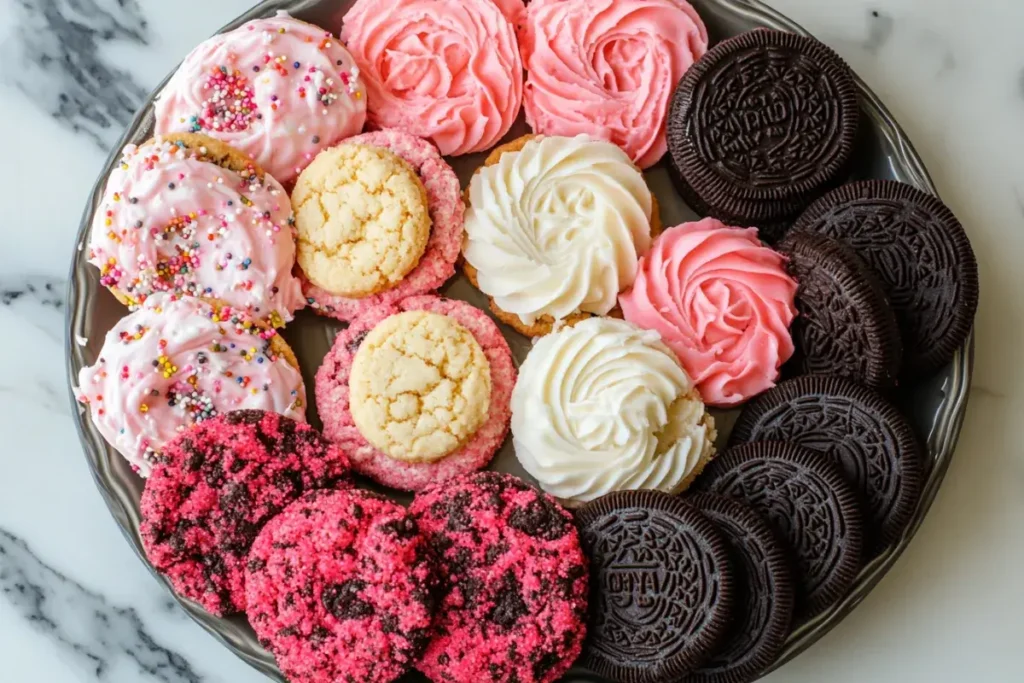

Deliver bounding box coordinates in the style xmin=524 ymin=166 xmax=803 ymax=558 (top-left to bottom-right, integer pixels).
xmin=730 ymin=375 xmax=923 ymax=549
xmin=576 ymin=490 xmax=734 ymax=683
xmin=667 ymin=29 xmax=859 ymax=239
xmin=694 ymin=442 xmax=863 ymax=618
xmin=777 ymin=231 xmax=902 ymax=390
xmin=410 ymin=472 xmax=588 ymax=683
xmin=793 ymin=180 xmax=979 ymax=376
xmin=245 ymin=489 xmax=436 ymax=683
xmin=681 ymin=493 xmax=796 ymax=683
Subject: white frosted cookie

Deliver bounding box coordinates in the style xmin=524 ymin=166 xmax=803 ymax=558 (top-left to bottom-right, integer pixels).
xmin=511 ymin=317 xmax=717 ymax=505
xmin=293 ymin=143 xmax=431 ymax=298
xmin=349 ymin=310 xmax=492 ymax=462
xmin=463 ymin=134 xmax=653 ymax=329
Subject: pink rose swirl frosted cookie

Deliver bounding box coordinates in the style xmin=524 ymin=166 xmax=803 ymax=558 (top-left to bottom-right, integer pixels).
xmin=315 ymin=296 xmax=514 ymax=491
xmin=75 ymin=294 xmax=306 ymax=476
xmin=300 ymin=130 xmax=463 ymax=322
xmin=140 ymin=410 xmax=351 ymax=615
xmin=88 ymin=136 xmax=304 ymax=321
xmin=154 ymin=12 xmax=366 ymax=183
xmin=410 ymin=472 xmax=589 ymax=683
xmin=246 ymin=489 xmax=435 ymax=683
xmin=620 ymin=218 xmax=798 ymax=407
xmin=522 ymin=0 xmax=708 ymax=168
xmin=341 ymin=0 xmax=523 ymax=156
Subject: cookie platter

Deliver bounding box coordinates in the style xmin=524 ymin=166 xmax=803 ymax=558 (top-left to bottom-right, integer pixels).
xmin=65 ymin=0 xmax=974 ymax=681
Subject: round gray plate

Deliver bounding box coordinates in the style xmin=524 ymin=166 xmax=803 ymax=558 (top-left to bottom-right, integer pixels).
xmin=65 ymin=0 xmax=974 ymax=680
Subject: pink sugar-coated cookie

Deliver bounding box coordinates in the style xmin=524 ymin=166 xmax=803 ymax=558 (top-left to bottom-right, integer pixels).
xmin=300 ymin=130 xmax=464 ymax=322
xmin=246 ymin=489 xmax=436 ymax=683
xmin=315 ymin=295 xmax=515 ymax=491
xmin=410 ymin=472 xmax=589 ymax=683
xmin=140 ymin=410 xmax=351 ymax=616
xmin=341 ymin=0 xmax=523 ymax=156
xmin=154 ymin=13 xmax=366 ymax=183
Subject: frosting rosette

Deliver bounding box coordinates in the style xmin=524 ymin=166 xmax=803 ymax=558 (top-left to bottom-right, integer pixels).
xmin=620 ymin=218 xmax=799 ymax=407
xmin=463 ymin=135 xmax=653 ymax=326
xmin=341 ymin=0 xmax=523 ymax=156
xmin=511 ymin=317 xmax=716 ymax=506
xmin=522 ymin=0 xmax=708 ymax=168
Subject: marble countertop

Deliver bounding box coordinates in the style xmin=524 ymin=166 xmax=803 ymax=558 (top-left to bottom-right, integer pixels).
xmin=1 ymin=0 xmax=1021 ymax=681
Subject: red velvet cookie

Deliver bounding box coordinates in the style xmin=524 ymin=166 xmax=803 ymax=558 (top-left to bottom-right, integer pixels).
xmin=410 ymin=472 xmax=589 ymax=683
xmin=246 ymin=489 xmax=436 ymax=683
xmin=140 ymin=410 xmax=351 ymax=616
xmin=315 ymin=295 xmax=515 ymax=491
xmin=301 ymin=130 xmax=464 ymax=322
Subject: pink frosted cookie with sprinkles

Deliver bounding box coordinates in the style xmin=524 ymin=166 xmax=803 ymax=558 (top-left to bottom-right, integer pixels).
xmin=315 ymin=296 xmax=514 ymax=491
xmin=301 ymin=129 xmax=463 ymax=322
xmin=87 ymin=134 xmax=305 ymax=322
xmin=246 ymin=489 xmax=435 ymax=683
xmin=410 ymin=471 xmax=589 ymax=683
xmin=341 ymin=0 xmax=523 ymax=156
xmin=141 ymin=410 xmax=351 ymax=616
xmin=75 ymin=294 xmax=306 ymax=477
xmin=154 ymin=12 xmax=366 ymax=183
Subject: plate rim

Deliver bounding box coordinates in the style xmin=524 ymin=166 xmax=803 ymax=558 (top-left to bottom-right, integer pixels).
xmin=64 ymin=0 xmax=976 ymax=680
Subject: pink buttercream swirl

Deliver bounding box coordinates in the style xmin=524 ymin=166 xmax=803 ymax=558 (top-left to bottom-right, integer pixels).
xmin=341 ymin=0 xmax=523 ymax=156
xmin=522 ymin=0 xmax=708 ymax=168
xmin=619 ymin=218 xmax=798 ymax=407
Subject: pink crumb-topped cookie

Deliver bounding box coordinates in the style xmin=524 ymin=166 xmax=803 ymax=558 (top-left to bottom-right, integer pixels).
xmin=87 ymin=135 xmax=305 ymax=321
xmin=619 ymin=218 xmax=799 ymax=407
xmin=246 ymin=488 xmax=436 ymax=683
xmin=75 ymin=294 xmax=306 ymax=476
xmin=140 ymin=410 xmax=351 ymax=615
xmin=522 ymin=0 xmax=708 ymax=168
xmin=301 ymin=130 xmax=463 ymax=322
xmin=410 ymin=472 xmax=589 ymax=683
xmin=154 ymin=12 xmax=366 ymax=183
xmin=341 ymin=0 xmax=523 ymax=156
xmin=315 ymin=295 xmax=514 ymax=491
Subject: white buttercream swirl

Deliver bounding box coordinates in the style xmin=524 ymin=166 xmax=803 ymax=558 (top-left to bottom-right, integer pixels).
xmin=463 ymin=135 xmax=652 ymax=325
xmin=511 ymin=317 xmax=716 ymax=505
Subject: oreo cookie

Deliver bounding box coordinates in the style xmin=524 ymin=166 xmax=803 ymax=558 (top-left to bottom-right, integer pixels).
xmin=730 ymin=375 xmax=923 ymax=548
xmin=576 ymin=490 xmax=734 ymax=683
xmin=694 ymin=442 xmax=863 ymax=618
xmin=777 ymin=231 xmax=902 ymax=389
xmin=668 ymin=29 xmax=859 ymax=235
xmin=680 ymin=493 xmax=795 ymax=683
xmin=793 ymin=180 xmax=979 ymax=376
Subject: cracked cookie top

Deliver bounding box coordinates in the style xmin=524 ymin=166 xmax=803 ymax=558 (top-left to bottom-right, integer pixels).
xmin=293 ymin=143 xmax=431 ymax=298
xmin=349 ymin=310 xmax=492 ymax=463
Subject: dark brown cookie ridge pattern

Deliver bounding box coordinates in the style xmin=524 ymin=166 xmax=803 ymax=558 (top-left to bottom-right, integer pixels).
xmin=730 ymin=375 xmax=923 ymax=549
xmin=577 ymin=490 xmax=734 ymax=683
xmin=778 ymin=231 xmax=902 ymax=390
xmin=793 ymin=180 xmax=978 ymax=376
xmin=693 ymin=442 xmax=863 ymax=618
xmin=668 ymin=29 xmax=859 ymax=224
xmin=680 ymin=493 xmax=795 ymax=683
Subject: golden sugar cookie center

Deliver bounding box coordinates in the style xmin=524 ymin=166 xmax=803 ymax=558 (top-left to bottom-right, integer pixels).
xmin=349 ymin=311 xmax=492 ymax=463
xmin=293 ymin=143 xmax=431 ymax=298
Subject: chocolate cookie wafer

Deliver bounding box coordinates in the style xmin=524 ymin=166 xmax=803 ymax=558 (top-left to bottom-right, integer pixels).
xmin=778 ymin=231 xmax=902 ymax=389
xmin=694 ymin=441 xmax=863 ymax=618
xmin=577 ymin=490 xmax=734 ymax=683
xmin=793 ymin=180 xmax=978 ymax=376
xmin=668 ymin=29 xmax=859 ymax=238
xmin=681 ymin=493 xmax=796 ymax=683
xmin=730 ymin=375 xmax=923 ymax=549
